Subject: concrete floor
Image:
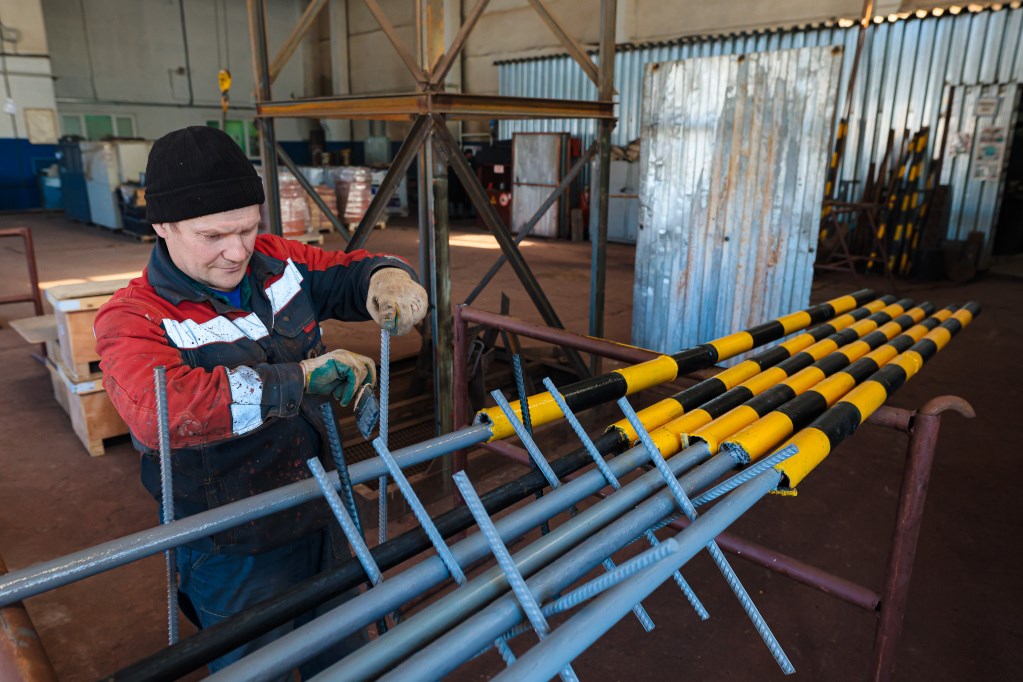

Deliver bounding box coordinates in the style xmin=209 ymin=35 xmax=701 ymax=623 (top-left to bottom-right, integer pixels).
xmin=0 ymin=212 xmax=1020 ymax=681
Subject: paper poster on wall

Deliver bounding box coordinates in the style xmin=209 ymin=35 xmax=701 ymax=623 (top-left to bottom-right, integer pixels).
xmin=975 ymin=96 xmax=1000 ymax=117
xmin=972 ymin=126 xmax=1008 ymax=181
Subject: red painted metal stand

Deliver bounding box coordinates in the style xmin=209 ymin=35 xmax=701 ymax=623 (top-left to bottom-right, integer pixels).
xmin=451 ymin=303 xmax=973 ymax=682
xmin=0 ymin=554 xmax=57 ymax=681
xmin=0 ymin=227 xmax=44 ymax=317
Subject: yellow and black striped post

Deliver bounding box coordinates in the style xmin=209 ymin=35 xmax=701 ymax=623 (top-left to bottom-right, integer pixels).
xmin=476 ymin=289 xmax=878 ymax=442
xmin=606 ymin=296 xmax=898 ymax=444
xmin=868 ymin=134 xmax=914 ymax=273
xmin=892 ymin=128 xmax=929 ymax=276
xmin=725 ymin=303 xmax=978 ymax=491
xmin=819 ymin=117 xmax=849 ymax=240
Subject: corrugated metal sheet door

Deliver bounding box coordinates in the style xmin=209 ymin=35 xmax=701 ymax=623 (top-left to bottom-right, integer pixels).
xmin=633 ymin=46 xmax=843 ymax=355
xmin=511 ymin=132 xmax=566 ymax=238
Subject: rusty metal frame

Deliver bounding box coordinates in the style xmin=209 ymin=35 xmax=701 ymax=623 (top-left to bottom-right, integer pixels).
xmin=247 ymin=0 xmax=616 ymax=440
xmin=452 ymin=303 xmax=974 ymax=682
xmin=0 ymin=228 xmax=43 ymax=316
xmin=0 ymin=554 xmax=56 ymax=682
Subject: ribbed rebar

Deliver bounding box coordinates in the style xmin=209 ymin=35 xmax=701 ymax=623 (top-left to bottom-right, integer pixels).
xmin=373 ymin=439 xmax=466 ymax=585
xmin=693 ymin=445 xmax=799 ymax=507
xmin=514 ymin=354 xmax=549 ymax=536
xmin=320 ymin=403 xmax=363 ymax=536
xmin=542 ymin=377 xmax=707 ymax=621
xmin=154 ymin=366 xmax=178 ymax=645
xmin=307 ymin=458 xmax=382 ymax=586
xmin=379 ymin=328 xmax=391 ymax=545
xmin=453 ymin=471 xmax=578 ymax=682
xmin=489 ymin=389 xmax=561 ymax=490
xmin=618 ymin=397 xmax=795 ymax=675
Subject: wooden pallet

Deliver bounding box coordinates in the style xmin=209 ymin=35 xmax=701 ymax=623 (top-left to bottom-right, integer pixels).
xmin=46 ymin=358 xmax=128 ymax=456
xmin=285 ymin=231 xmax=325 ymax=245
xmin=44 ymin=279 xmax=132 ymax=382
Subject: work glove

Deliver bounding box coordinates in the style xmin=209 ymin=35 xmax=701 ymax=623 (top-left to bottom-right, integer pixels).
xmin=366 ymin=267 xmax=428 ymax=336
xmin=300 ymin=349 xmax=377 ymax=406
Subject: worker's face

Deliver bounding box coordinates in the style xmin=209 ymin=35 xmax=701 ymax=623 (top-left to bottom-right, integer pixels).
xmin=153 ymin=205 xmax=260 ymax=292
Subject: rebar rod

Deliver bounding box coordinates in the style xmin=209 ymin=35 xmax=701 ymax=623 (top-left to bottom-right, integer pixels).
xmin=320 ymin=403 xmax=362 ymax=535
xmin=543 ymin=377 xmax=707 ymax=620
xmin=154 ymin=367 xmax=178 ymax=646
xmin=454 ymin=471 xmax=579 ymax=682
xmin=372 ymin=439 xmax=465 ymax=585
xmin=307 ymin=458 xmax=382 ymax=586
xmin=513 ymin=354 xmax=549 ymax=536
xmin=492 ymin=470 xmax=784 ymax=682
xmin=491 ymin=386 xmax=657 ymax=631
xmin=379 ymin=329 xmax=390 ymax=545
xmin=618 ymin=398 xmax=794 ymax=674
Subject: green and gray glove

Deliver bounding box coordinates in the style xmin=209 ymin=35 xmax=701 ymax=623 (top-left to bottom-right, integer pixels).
xmin=299 ymin=348 xmax=377 ymax=406
xmin=367 ymin=267 xmax=428 ymax=336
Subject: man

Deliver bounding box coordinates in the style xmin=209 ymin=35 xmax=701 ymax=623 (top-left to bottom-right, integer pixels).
xmin=94 ymin=126 xmax=428 ymax=675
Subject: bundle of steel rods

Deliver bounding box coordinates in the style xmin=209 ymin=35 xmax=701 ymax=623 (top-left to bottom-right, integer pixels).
xmin=0 ymin=290 xmax=980 ymax=681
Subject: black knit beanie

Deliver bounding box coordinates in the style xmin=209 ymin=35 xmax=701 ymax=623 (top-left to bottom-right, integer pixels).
xmin=145 ymin=126 xmax=265 ymax=223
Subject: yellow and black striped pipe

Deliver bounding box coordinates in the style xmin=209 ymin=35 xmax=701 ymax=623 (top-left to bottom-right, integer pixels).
xmin=719 ymin=304 xmax=975 ymax=492
xmin=606 ymin=295 xmax=898 ymax=444
xmin=686 ymin=303 xmax=942 ymax=454
xmin=630 ymin=299 xmax=924 ymax=457
xmin=819 ymin=118 xmax=848 ymax=233
xmin=475 ymin=289 xmax=878 ymax=442
xmin=768 ymin=302 xmax=979 ymax=490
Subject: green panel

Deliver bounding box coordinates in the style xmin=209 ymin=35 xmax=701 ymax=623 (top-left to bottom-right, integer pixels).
xmin=115 ymin=117 xmax=134 ymax=137
xmin=206 ymin=120 xmax=221 ymax=130
xmin=248 ymin=122 xmax=259 ymax=158
xmin=61 ymin=115 xmax=82 ymax=137
xmin=85 ymin=115 xmax=114 ymax=140
xmin=224 ymin=119 xmax=246 ymax=152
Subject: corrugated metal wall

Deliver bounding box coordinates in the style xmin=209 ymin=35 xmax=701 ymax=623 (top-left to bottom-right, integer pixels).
xmin=632 ymin=46 xmax=843 ymax=355
xmin=497 ymin=6 xmax=1023 ymax=259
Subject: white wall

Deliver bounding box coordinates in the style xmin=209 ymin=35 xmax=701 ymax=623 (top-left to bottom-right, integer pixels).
xmin=41 ymin=0 xmax=313 ymax=141
xmin=0 ymin=0 xmax=58 ymax=139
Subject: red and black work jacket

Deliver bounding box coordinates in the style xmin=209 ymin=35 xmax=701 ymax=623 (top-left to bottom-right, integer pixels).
xmin=94 ymin=234 xmax=415 ymax=554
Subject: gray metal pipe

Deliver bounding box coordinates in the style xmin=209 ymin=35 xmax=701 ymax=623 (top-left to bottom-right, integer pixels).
xmin=369 ymin=452 xmax=739 ymax=682
xmin=494 ymin=469 xmax=783 ymax=681
xmin=0 ymin=425 xmax=492 ymax=607
xmin=207 ymin=442 xmax=713 ymax=682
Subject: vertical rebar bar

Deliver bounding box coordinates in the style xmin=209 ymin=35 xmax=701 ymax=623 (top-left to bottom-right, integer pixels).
xmin=321 ymin=403 xmax=363 ymax=535
xmin=379 ymin=329 xmax=390 ymax=546
xmin=154 ymin=366 xmax=178 ymax=645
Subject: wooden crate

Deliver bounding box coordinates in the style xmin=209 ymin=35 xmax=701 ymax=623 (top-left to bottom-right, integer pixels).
xmin=44 ymin=279 xmax=132 ymax=382
xmin=46 ymin=358 xmax=128 ymax=457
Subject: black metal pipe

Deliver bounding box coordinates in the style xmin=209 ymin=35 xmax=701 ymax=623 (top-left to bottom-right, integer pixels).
xmin=103 ymin=433 xmax=627 ymax=682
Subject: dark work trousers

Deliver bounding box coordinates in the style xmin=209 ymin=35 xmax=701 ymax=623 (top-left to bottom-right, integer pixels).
xmin=176 ymin=525 xmax=367 ymax=678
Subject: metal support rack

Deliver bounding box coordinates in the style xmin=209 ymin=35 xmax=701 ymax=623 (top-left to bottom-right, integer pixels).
xmin=247 ymin=0 xmax=620 ymax=440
